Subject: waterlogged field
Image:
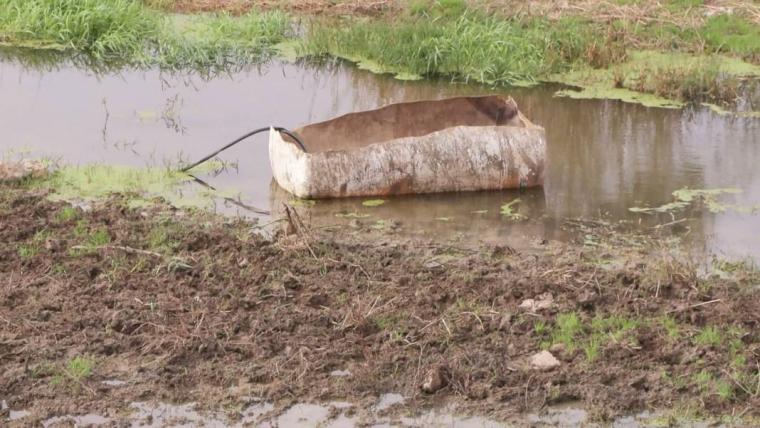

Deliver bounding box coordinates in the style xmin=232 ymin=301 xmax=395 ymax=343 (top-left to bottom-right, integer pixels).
xmin=2 ymin=1 xmax=760 ymax=426
xmin=2 ymin=55 xmax=760 ymax=258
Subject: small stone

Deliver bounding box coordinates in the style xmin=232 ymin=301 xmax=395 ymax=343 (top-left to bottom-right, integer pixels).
xmin=519 ymin=293 xmax=554 ymax=311
xmin=421 ymin=365 xmax=450 ymax=394
xmin=529 ymin=350 xmax=561 ymax=371
xmin=423 ymin=260 xmax=445 ymax=271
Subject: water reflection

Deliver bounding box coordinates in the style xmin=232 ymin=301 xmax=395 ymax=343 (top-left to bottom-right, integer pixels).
xmin=1 ymin=51 xmax=758 ymax=258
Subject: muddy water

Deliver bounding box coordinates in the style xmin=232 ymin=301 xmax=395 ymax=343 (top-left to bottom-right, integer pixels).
xmin=3 ymin=397 xmax=702 ymax=427
xmin=2 ymin=52 xmax=759 ymax=258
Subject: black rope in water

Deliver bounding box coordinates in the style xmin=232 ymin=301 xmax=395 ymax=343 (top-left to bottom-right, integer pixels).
xmin=187 ymin=173 xmax=271 ymax=215
xmin=181 ymin=126 xmax=306 ymax=173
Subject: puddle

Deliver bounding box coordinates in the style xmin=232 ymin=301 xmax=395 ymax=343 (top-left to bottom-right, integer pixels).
xmin=43 ymin=413 xmax=111 ymax=427
xmin=2 ymin=51 xmax=760 ymax=259
xmin=373 ymin=393 xmax=406 ymax=412
xmin=8 ymin=399 xmax=718 ymax=427
xmin=2 ymin=400 xmax=31 ymax=421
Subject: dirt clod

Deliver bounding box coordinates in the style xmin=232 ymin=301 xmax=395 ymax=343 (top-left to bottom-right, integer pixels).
xmin=529 ymin=351 xmax=561 ymax=371
xmin=421 ymin=365 xmax=450 ymax=394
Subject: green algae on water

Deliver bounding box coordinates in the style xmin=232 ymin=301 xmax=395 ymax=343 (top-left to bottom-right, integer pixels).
xmin=500 ymin=198 xmax=524 ymax=220
xmin=629 ymin=187 xmax=754 ymax=215
xmin=36 ymin=164 xmax=229 ymax=209
xmin=552 ymin=51 xmax=760 ymax=112
xmin=362 ymin=199 xmax=386 ymax=207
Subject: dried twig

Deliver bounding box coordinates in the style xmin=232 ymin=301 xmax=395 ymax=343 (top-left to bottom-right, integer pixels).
xmin=70 ymin=245 xmax=163 ymax=258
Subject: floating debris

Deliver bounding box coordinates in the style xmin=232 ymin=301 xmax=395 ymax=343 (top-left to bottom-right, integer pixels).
xmin=362 ymin=199 xmax=386 ymax=207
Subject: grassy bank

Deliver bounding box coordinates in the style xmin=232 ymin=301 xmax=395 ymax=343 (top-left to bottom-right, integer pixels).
xmin=297 ymin=1 xmax=760 ymax=111
xmin=0 ymin=0 xmax=291 ymax=68
xmin=1 ymin=0 xmax=759 ymax=109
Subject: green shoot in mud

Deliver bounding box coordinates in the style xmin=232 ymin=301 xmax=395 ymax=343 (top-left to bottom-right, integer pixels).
xmin=56 ymin=206 xmax=78 ymax=221
xmin=660 ymin=316 xmax=681 ymax=340
xmin=693 ymin=326 xmax=722 ymax=347
xmin=17 ymin=229 xmax=50 ymax=258
xmin=544 ymin=312 xmax=640 ymax=362
xmin=51 ymin=355 xmax=96 ymax=391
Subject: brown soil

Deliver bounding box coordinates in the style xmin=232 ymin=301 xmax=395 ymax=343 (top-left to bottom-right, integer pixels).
xmin=1 ymin=185 xmax=759 ymax=425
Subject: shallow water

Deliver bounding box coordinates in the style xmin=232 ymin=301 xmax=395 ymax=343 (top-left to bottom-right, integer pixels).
xmin=2 ymin=52 xmax=759 ymax=258
xmin=5 ymin=397 xmax=715 ymax=427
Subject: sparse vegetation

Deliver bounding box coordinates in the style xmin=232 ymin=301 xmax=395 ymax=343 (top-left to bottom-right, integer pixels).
xmin=2 ymin=182 xmax=760 ymax=424
xmin=51 ymin=356 xmax=96 ymax=391
xmin=545 ymin=312 xmax=642 ymax=362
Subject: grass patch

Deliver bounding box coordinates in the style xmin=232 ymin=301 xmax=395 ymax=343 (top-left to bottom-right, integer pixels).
xmin=17 ymin=229 xmax=50 ymax=258
xmin=56 ymin=206 xmax=78 ymax=221
xmin=0 ymin=0 xmax=157 ymax=57
xmin=555 ymin=50 xmax=760 ymax=109
xmin=300 ymin=12 xmax=617 ymax=85
xmin=51 ymin=355 xmax=95 ymax=391
xmin=0 ymin=0 xmax=292 ymax=68
xmin=545 ymin=312 xmax=640 ymax=362
xmin=660 ymin=316 xmax=681 ymax=340
xmin=693 ymin=325 xmax=722 ymax=347
xmin=148 ymin=219 xmax=182 ymax=254
xmin=157 ymin=12 xmax=292 ymax=69
xmin=702 ymin=14 xmax=760 ymax=61
xmin=69 ymin=218 xmax=111 ymax=255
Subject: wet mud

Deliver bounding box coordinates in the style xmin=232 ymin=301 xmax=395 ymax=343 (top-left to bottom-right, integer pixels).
xmin=2 ymin=186 xmax=759 ymax=425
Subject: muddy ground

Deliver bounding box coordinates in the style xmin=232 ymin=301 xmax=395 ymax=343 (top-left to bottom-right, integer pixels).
xmin=1 ymin=184 xmax=759 ymax=426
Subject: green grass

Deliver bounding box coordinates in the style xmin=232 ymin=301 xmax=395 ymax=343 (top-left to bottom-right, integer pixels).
xmin=157 ymin=12 xmax=292 ymax=69
xmin=148 ymin=220 xmax=182 ymax=254
xmin=546 ymin=312 xmax=640 ymax=362
xmin=0 ymin=0 xmax=159 ymax=58
xmin=56 ymin=206 xmax=78 ymax=222
xmin=693 ymin=326 xmax=722 ymax=347
xmin=68 ymin=218 xmax=110 ymax=255
xmin=17 ymin=229 xmax=50 ymax=258
xmin=301 ymin=13 xmax=613 ymax=85
xmin=702 ymin=14 xmax=760 ymax=61
xmin=51 ymin=355 xmax=95 ymax=391
xmin=550 ymin=312 xmax=584 ymax=351
xmin=0 ymin=0 xmax=292 ymax=68
xmin=660 ymin=316 xmax=681 ymax=340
